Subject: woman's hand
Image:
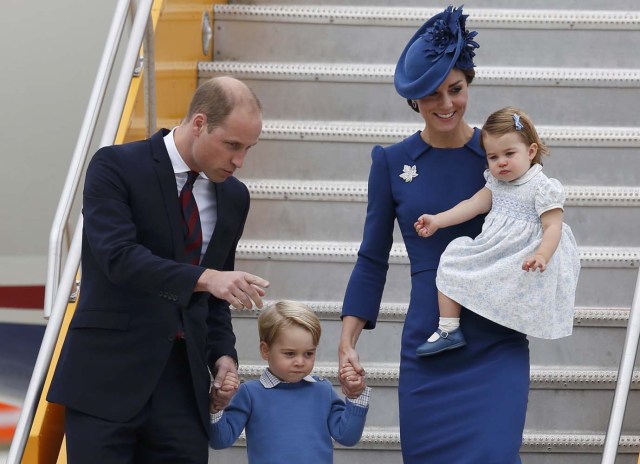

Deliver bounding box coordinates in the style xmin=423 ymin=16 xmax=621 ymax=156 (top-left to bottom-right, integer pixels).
xmin=339 ymin=360 xmax=366 ymax=398
xmin=339 ymin=316 xmax=367 ymax=398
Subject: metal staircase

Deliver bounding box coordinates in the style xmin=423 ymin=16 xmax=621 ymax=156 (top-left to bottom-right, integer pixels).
xmin=205 ymin=2 xmax=640 ymax=463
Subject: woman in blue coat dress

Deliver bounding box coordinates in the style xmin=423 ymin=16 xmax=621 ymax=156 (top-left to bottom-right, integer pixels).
xmin=339 ymin=6 xmax=530 ymax=463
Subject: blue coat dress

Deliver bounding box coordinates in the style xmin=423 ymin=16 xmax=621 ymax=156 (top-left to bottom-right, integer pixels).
xmin=343 ymin=129 xmax=530 ymax=463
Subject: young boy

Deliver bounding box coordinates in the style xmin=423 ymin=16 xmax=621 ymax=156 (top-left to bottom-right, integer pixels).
xmin=210 ymin=300 xmax=371 ymax=463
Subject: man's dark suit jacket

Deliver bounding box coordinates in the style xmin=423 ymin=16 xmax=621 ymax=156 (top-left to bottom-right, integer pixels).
xmin=48 ymin=129 xmax=248 ymax=431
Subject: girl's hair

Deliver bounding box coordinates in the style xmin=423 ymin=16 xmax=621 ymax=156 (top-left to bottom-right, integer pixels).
xmin=481 ymin=106 xmax=549 ymax=165
xmin=258 ymin=301 xmax=321 ymax=346
xmin=406 ymin=67 xmax=475 ymax=113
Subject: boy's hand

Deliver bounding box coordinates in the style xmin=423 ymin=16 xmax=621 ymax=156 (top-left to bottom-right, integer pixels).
xmin=414 ymin=214 xmax=439 ymax=237
xmin=523 ymin=254 xmax=548 ymax=272
xmin=210 ymin=369 xmax=240 ymax=413
xmin=339 ymin=361 xmax=366 ymax=399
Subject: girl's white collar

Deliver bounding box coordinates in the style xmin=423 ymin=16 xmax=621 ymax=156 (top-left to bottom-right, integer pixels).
xmin=510 ymin=164 xmax=542 ymax=186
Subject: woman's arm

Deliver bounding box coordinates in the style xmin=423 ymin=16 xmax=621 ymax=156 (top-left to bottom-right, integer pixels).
xmin=415 ymin=187 xmax=492 ymax=237
xmin=338 ymin=316 xmax=367 ymax=397
xmin=523 ymin=208 xmax=563 ymax=272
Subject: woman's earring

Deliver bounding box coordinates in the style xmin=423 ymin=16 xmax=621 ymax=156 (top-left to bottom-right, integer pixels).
xmin=408 ymin=99 xmax=419 ymax=113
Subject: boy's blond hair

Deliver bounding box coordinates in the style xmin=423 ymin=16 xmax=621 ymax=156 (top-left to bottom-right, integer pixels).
xmin=258 ymin=301 xmax=321 ymax=346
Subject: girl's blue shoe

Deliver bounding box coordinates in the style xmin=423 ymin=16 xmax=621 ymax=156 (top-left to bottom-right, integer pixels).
xmin=416 ymin=328 xmax=466 ymax=357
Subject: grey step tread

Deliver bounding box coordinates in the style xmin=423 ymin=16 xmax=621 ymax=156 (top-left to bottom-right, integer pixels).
xmin=213 ymin=5 xmax=640 ymax=29
xmin=199 ymin=64 xmax=639 ymax=125
xmin=240 ymin=141 xmax=639 ymax=187
xmin=236 ymin=362 xmax=640 ymax=390
xmin=152 ymin=118 xmax=640 ymax=146
xmin=256 ymin=120 xmax=640 ymax=146
xmin=226 ymin=121 xmax=640 ymax=186
xmin=240 ymin=188 xmax=640 ymax=246
xmin=228 ymin=0 xmax=637 ymax=9
xmin=235 ymin=240 xmax=639 ymax=268
xmin=230 ymin=364 xmax=640 ymax=431
xmin=233 ymin=303 xmax=631 ymax=327
xmin=200 ymin=62 xmax=640 ymax=87
xmin=147 ymin=118 xmax=638 ymax=184
xmin=232 ymin=313 xmax=636 ymax=367
xmin=233 ymin=246 xmax=636 ymax=307
xmin=244 ymin=180 xmax=640 ymax=205
xmin=212 ymin=6 xmax=640 ymax=67
xmin=235 ymin=259 xmax=634 ymax=308
xmin=209 ymin=423 xmax=640 ymax=454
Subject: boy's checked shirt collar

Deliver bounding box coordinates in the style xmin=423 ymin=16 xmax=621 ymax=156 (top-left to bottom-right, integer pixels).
xmin=210 ymin=368 xmax=371 ymax=422
xmin=260 ymin=368 xmax=316 ymax=388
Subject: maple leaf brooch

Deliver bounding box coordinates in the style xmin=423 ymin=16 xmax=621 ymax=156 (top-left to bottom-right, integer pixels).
xmin=399 ymin=165 xmax=418 ymax=183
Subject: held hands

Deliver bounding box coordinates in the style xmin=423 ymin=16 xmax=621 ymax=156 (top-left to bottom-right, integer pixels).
xmin=210 ymin=356 xmax=240 ymax=413
xmin=414 ymin=214 xmax=441 ymax=238
xmin=338 ymin=344 xmax=367 ymax=399
xmin=339 ymin=361 xmax=366 ymax=399
xmin=197 ymin=269 xmax=270 ymax=309
xmin=522 ymin=254 xmax=548 ymax=272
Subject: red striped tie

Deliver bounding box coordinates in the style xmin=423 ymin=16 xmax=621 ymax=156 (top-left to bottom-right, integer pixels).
xmin=179 ymin=171 xmax=202 ymax=265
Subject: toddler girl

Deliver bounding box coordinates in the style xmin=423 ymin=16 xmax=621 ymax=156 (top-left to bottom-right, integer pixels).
xmin=414 ymin=106 xmax=580 ymax=356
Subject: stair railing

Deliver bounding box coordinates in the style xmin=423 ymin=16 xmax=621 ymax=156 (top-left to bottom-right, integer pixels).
xmin=602 ymin=268 xmax=640 ymax=464
xmin=7 ymin=0 xmax=155 ymax=461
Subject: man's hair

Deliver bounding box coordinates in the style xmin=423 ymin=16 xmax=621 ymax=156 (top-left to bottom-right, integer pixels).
xmin=185 ymin=77 xmax=262 ymax=132
xmin=258 ymin=301 xmax=321 ymax=346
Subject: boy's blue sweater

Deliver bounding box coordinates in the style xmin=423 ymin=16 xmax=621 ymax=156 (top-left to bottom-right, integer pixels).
xmin=210 ymin=377 xmax=368 ymax=464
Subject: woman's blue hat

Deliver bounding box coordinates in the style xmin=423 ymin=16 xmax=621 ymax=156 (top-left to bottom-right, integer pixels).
xmin=394 ymin=5 xmax=479 ymax=100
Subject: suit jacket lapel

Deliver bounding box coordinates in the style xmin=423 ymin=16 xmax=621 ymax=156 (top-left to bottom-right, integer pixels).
xmin=149 ymin=130 xmax=185 ymax=261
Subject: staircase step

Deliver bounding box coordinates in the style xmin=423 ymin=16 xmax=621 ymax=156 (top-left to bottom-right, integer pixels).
xmin=212 ymin=5 xmax=640 ymax=67
xmin=236 ymin=302 xmax=630 ymax=327
xmin=210 ymin=431 xmax=640 ymax=464
xmin=232 ymin=304 xmax=634 ymax=367
xmin=227 ymin=0 xmax=638 ymax=9
xmin=199 ymin=62 xmax=640 ymax=126
xmin=234 ymin=241 xmax=638 ymax=307
xmin=239 ymin=181 xmax=640 ymax=246
xmin=230 ymin=120 xmax=640 ymax=186
xmin=235 ymin=361 xmax=640 ymax=390
xmin=257 ymin=120 xmax=640 ymax=146
xmin=230 ymin=363 xmax=640 ymax=431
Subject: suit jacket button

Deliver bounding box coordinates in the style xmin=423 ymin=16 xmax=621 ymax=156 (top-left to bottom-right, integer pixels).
xmin=168 ymin=334 xmax=176 ymax=342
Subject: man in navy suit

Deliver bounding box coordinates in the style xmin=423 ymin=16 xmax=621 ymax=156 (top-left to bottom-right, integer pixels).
xmin=48 ymin=76 xmax=269 ymax=463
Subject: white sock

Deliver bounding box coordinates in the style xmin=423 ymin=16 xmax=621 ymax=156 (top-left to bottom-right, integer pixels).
xmin=427 ymin=317 xmax=460 ymax=342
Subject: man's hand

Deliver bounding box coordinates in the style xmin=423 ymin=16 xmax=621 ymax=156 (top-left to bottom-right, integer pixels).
xmin=210 ymin=356 xmax=240 ymax=412
xmin=196 ymin=270 xmax=269 ymax=309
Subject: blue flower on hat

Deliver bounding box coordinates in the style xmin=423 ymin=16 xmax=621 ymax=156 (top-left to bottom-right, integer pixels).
xmin=421 ymin=6 xmax=479 ymax=70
